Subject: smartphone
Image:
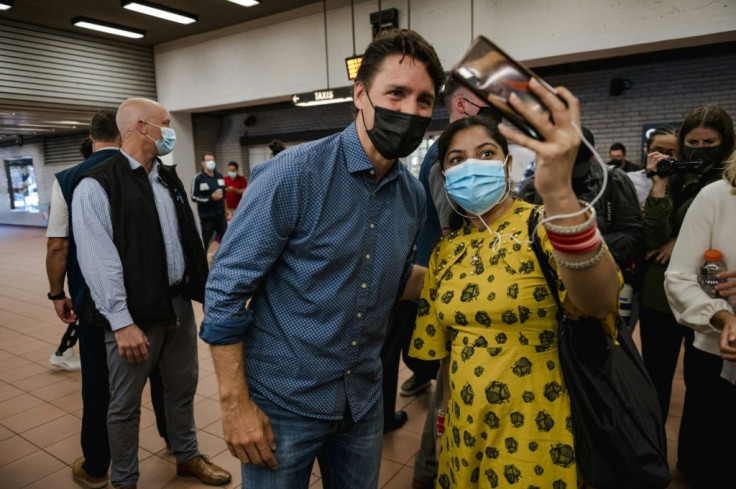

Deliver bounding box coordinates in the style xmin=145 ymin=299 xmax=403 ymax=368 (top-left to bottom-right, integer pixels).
xmin=451 ymin=36 xmax=560 ymax=140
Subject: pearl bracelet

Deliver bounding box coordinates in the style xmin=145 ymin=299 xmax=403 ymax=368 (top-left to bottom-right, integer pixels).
xmin=552 ymin=242 xmax=606 ymax=271
xmin=541 ymin=202 xmax=597 ymax=235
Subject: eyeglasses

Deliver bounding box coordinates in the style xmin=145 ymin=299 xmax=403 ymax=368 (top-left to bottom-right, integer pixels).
xmin=462 ymin=97 xmax=486 ymax=110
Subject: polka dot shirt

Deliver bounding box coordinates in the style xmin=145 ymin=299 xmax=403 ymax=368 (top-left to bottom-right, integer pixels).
xmin=200 ymin=122 xmax=426 ymax=420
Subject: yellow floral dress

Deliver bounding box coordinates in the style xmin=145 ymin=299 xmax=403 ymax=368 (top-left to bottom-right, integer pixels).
xmin=410 ymin=200 xmax=617 ymax=489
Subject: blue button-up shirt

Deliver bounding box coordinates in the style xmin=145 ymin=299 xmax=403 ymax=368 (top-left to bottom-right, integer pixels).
xmin=200 ymin=122 xmax=425 ymax=421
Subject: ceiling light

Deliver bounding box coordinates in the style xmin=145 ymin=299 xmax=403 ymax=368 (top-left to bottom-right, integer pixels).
xmin=0 ymin=1 xmax=13 ymax=11
xmin=72 ymin=17 xmax=145 ymax=39
xmin=42 ymin=120 xmax=89 ymax=125
xmin=227 ymin=0 xmax=261 ymax=7
xmin=122 ymin=1 xmax=197 ymax=25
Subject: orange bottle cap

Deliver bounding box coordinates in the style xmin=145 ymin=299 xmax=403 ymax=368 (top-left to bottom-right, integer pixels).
xmin=704 ymin=249 xmax=723 ymax=262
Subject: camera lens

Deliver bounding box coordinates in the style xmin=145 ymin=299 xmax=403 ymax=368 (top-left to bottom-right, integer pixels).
xmin=656 ymin=159 xmax=674 ymax=176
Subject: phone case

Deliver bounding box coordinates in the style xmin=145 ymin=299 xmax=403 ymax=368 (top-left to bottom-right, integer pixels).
xmin=451 ymin=36 xmax=558 ymax=141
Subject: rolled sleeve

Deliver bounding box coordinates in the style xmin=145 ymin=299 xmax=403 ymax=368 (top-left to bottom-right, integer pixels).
xmin=200 ymin=160 xmax=299 ymax=345
xmin=199 ymin=312 xmax=254 ymax=345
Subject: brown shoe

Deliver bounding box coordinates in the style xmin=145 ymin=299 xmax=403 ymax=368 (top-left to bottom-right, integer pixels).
xmin=71 ymin=456 xmax=109 ymax=489
xmin=177 ymin=454 xmax=231 ymax=485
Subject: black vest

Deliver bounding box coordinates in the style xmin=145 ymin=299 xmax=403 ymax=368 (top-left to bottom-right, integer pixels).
xmin=81 ymin=153 xmax=208 ymax=329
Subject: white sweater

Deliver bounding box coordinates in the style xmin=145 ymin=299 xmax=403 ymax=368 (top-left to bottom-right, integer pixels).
xmin=664 ymin=178 xmax=736 ymax=382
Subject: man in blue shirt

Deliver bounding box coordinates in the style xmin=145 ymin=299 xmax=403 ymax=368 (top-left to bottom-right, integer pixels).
xmin=200 ymin=29 xmax=445 ymax=489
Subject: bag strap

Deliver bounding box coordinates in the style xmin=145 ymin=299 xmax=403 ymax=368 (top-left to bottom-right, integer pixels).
xmin=528 ymin=207 xmax=563 ymax=320
xmin=530 ymin=206 xmax=669 ymax=464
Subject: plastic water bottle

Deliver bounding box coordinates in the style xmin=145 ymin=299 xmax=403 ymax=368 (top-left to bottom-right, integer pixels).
xmin=697 ymin=249 xmax=727 ymax=298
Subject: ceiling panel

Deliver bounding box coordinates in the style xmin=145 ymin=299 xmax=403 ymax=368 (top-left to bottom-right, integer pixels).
xmin=0 ymin=0 xmax=332 ymax=144
xmin=0 ymin=0 xmax=321 ymax=46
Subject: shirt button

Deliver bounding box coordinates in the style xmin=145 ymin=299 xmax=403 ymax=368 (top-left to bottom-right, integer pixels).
xmin=370 ymin=223 xmax=375 ymax=229
xmin=356 ymin=312 xmax=363 ymax=319
xmin=369 ymin=169 xmax=375 ymax=175
xmin=361 ymin=283 xmax=367 ymax=289
xmin=346 ymin=369 xmax=352 ymax=375
xmin=365 ymin=253 xmax=371 ymax=260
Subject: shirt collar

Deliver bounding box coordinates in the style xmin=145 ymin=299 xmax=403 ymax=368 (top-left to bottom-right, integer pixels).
xmin=341 ymin=121 xmax=403 ymax=181
xmin=120 ymin=149 xmax=160 ymax=178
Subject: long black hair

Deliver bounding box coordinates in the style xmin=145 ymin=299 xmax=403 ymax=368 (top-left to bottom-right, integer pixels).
xmin=437 ymin=116 xmax=509 ymax=166
xmin=436 ymin=116 xmax=510 ymax=231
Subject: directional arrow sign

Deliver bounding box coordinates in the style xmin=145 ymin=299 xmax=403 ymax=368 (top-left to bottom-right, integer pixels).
xmin=291 ymin=86 xmax=353 ymax=107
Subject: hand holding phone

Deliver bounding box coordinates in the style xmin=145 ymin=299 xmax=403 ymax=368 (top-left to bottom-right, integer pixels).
xmin=451 ymin=36 xmax=561 ymax=140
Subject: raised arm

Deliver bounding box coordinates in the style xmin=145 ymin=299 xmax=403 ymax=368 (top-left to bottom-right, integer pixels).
xmin=500 ymin=79 xmax=619 ymax=319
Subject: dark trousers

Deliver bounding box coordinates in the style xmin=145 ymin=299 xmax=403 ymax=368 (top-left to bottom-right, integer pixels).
xmin=381 ymin=301 xmax=438 ymax=425
xmin=638 ymin=306 xmax=694 ymax=420
xmin=78 ymin=322 xmax=167 ymax=477
xmin=677 ymin=344 xmax=736 ymax=488
xmin=200 ymin=214 xmax=228 ymax=249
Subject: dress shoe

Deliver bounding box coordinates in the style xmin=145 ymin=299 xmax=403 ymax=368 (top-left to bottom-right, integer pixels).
xmin=177 ymin=454 xmax=232 ymax=485
xmin=71 ymin=457 xmax=109 ymax=489
xmin=383 ymin=410 xmax=408 ymax=434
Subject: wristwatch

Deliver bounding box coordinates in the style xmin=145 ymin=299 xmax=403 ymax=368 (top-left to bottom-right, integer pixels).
xmin=47 ymin=291 xmax=66 ymax=300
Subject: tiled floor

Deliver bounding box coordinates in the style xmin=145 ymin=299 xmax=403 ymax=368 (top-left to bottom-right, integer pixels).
xmin=0 ymin=224 xmax=689 ymax=488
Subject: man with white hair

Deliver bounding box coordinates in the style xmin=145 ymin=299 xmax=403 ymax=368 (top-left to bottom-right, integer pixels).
xmin=72 ymin=98 xmax=231 ymax=489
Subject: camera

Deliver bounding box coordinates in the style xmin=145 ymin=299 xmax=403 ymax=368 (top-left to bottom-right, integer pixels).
xmin=646 ymin=159 xmax=705 ymax=178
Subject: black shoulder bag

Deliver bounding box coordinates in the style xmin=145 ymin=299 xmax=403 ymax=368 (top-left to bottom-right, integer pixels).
xmin=528 ymin=208 xmax=670 ymax=489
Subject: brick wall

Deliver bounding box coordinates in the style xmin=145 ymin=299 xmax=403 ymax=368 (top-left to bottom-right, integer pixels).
xmin=191 ymin=115 xmax=223 ymax=178
xmin=201 ymin=51 xmax=736 ymax=174
xmin=201 ymin=103 xmax=356 ymax=177
xmin=545 ymin=52 xmax=736 ymax=165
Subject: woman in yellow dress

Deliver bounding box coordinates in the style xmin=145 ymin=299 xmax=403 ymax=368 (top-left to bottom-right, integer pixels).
xmin=409 ymin=80 xmax=620 ymax=489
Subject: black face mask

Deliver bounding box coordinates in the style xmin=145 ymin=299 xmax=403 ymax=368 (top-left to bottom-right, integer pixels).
xmin=361 ymin=94 xmax=432 ymax=159
xmin=683 ymin=145 xmax=724 ymax=167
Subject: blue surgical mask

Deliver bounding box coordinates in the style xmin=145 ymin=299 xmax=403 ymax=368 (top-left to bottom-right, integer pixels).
xmin=145 ymin=121 xmax=176 ymax=156
xmin=205 ymin=160 xmax=216 ymax=171
xmin=444 ymin=157 xmax=508 ymax=215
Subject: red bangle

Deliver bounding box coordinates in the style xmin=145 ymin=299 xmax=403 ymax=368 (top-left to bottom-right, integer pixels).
xmin=549 ymin=228 xmax=603 ymax=254
xmin=436 ymin=409 xmax=445 ymax=436
xmin=546 ymin=225 xmax=597 ymax=244
xmin=547 ymin=225 xmax=596 ymax=247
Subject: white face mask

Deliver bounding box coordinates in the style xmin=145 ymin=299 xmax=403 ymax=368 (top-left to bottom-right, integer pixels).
xmin=228 ymin=171 xmax=237 ymax=179
xmin=205 ymin=160 xmax=216 ymax=171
